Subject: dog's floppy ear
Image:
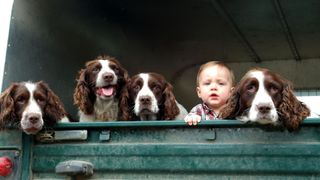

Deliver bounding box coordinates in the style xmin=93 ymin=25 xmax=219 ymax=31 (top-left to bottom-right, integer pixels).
xmin=162 ymin=82 xmax=179 ymax=120
xmin=118 ymin=79 xmax=131 ymax=120
xmin=117 ymin=64 xmax=131 ymax=121
xmin=278 ymin=80 xmax=310 ymax=131
xmin=117 ymin=64 xmax=130 ymax=95
xmin=73 ymin=69 xmax=94 ymax=114
xmin=37 ymin=81 xmax=67 ymax=125
xmin=219 ymin=85 xmax=242 ymax=119
xmin=0 ymin=84 xmax=18 ymax=128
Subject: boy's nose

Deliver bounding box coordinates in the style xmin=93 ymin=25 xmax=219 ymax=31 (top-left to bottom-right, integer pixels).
xmin=210 ymin=84 xmax=218 ymax=89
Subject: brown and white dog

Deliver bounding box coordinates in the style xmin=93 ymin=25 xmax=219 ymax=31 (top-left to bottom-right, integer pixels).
xmin=74 ymin=55 xmax=129 ymax=121
xmin=0 ymin=81 xmax=70 ymax=134
xmin=121 ymin=72 xmax=188 ymax=120
xmin=220 ymin=67 xmax=310 ymax=131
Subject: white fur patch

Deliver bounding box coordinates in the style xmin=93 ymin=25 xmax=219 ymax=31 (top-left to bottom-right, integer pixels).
xmin=21 ymin=82 xmax=44 ymax=134
xmin=96 ymin=60 xmax=118 ymax=87
xmin=78 ymin=98 xmax=119 ymax=122
xmin=134 ymin=73 xmax=159 ymax=117
xmin=239 ymin=71 xmax=278 ymax=124
xmin=59 ymin=116 xmax=69 ymax=122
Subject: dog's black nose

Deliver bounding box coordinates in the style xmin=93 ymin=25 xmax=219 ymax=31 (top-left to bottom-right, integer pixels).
xmin=28 ymin=114 xmax=41 ymax=124
xmin=139 ymin=95 xmax=151 ymax=105
xmin=257 ymin=103 xmax=272 ymax=114
xmin=103 ymin=73 xmax=114 ymax=82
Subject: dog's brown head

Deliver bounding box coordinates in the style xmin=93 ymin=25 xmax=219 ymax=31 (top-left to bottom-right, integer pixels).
xmin=74 ymin=55 xmax=129 ymax=120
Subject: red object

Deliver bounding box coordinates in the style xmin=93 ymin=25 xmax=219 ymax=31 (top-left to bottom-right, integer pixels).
xmin=0 ymin=156 xmax=13 ymax=177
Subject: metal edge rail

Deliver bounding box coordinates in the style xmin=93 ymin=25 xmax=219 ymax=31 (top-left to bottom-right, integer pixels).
xmin=53 ymin=118 xmax=320 ymax=129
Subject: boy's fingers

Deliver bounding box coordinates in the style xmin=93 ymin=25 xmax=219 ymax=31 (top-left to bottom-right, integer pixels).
xmin=192 ymin=120 xmax=198 ymax=125
xmin=193 ymin=116 xmax=201 ymax=125
xmin=184 ymin=116 xmax=192 ymax=125
xmin=184 ymin=115 xmax=201 ymax=126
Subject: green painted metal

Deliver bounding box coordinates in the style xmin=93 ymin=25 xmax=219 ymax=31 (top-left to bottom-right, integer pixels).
xmin=0 ymin=130 xmax=22 ymax=147
xmin=0 ymin=119 xmax=319 ymax=179
xmin=0 ymin=130 xmax=22 ymax=180
xmin=52 ymin=118 xmax=320 ymax=128
xmin=23 ymin=119 xmax=320 ymax=179
xmin=21 ymin=135 xmax=33 ymax=180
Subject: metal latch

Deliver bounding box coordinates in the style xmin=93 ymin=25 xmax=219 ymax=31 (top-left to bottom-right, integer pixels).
xmin=99 ymin=130 xmax=110 ymax=141
xmin=55 ymin=160 xmax=94 ymax=177
xmin=36 ymin=130 xmax=87 ymax=143
xmin=204 ymin=128 xmax=216 ymax=141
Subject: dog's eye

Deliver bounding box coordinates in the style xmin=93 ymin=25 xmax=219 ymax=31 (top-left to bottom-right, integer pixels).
xmin=269 ymin=85 xmax=279 ymax=94
xmin=133 ymin=85 xmax=141 ymax=91
xmin=35 ymin=97 xmax=45 ymax=104
xmin=109 ymin=64 xmax=119 ymax=72
xmin=17 ymin=96 xmax=26 ymax=104
xmin=247 ymin=84 xmax=257 ymax=93
xmin=92 ymin=67 xmax=99 ymax=73
xmin=113 ymin=66 xmax=119 ymax=72
xmin=153 ymin=86 xmax=161 ymax=92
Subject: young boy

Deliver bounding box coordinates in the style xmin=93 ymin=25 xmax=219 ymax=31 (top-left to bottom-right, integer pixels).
xmin=184 ymin=61 xmax=235 ymax=125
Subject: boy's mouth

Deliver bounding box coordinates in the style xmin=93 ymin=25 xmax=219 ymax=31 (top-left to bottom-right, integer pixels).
xmin=210 ymin=93 xmax=219 ymax=99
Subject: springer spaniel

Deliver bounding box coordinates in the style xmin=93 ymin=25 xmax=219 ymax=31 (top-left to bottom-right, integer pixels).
xmin=0 ymin=81 xmax=70 ymax=134
xmin=220 ymin=67 xmax=310 ymax=131
xmin=121 ymin=72 xmax=188 ymax=120
xmin=74 ymin=55 xmax=129 ymax=121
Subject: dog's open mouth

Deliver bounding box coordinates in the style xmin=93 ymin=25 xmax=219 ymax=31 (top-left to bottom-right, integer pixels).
xmin=96 ymin=85 xmax=117 ymax=97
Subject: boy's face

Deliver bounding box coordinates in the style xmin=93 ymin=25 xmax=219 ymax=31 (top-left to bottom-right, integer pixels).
xmin=197 ymin=65 xmax=233 ymax=112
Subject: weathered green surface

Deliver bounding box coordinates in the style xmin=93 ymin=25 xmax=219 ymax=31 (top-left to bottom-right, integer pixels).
xmin=0 ymin=130 xmax=22 ymax=147
xmin=27 ymin=120 xmax=320 ymax=179
xmin=0 ymin=130 xmax=22 ymax=180
xmin=1 ymin=120 xmax=320 ymax=179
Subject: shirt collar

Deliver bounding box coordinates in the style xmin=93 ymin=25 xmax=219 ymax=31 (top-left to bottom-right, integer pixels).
xmin=202 ymin=103 xmax=216 ymax=115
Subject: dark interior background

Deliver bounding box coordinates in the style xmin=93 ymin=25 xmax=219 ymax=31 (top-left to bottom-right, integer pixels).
xmin=3 ymin=0 xmax=320 ymax=118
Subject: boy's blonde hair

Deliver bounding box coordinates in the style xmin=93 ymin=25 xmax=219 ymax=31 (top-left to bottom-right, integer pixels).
xmin=196 ymin=61 xmax=235 ymax=86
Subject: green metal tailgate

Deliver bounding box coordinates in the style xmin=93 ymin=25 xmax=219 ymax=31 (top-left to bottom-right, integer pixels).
xmin=18 ymin=119 xmax=320 ymax=179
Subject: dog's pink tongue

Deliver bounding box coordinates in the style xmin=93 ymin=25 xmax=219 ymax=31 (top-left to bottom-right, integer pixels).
xmin=101 ymin=87 xmax=114 ymax=96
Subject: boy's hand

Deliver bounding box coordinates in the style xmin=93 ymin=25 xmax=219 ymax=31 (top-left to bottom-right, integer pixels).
xmin=184 ymin=114 xmax=201 ymax=126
